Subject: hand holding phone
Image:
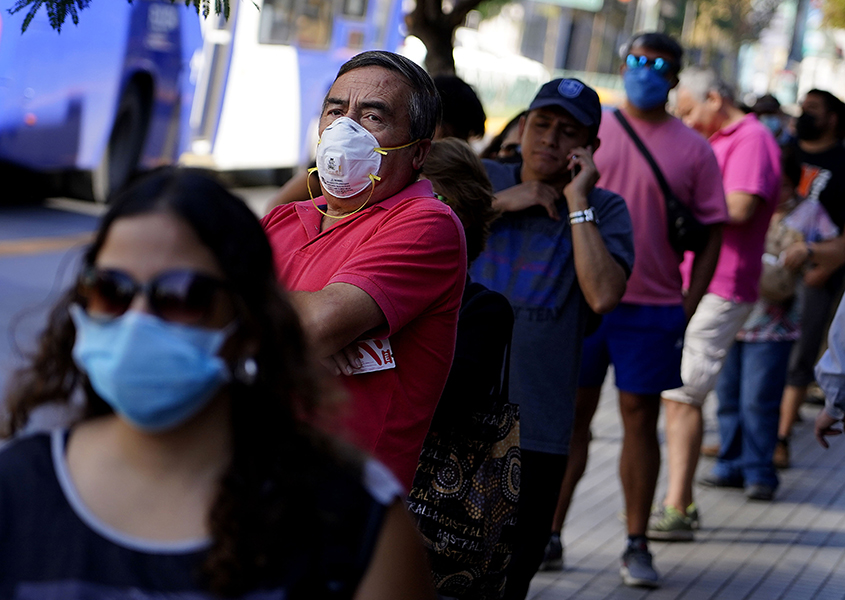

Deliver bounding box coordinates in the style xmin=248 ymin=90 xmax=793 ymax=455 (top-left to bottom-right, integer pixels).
xmin=564 ymin=144 xmax=599 ymax=201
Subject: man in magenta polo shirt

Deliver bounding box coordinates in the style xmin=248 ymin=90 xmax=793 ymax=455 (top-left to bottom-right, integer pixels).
xmin=653 ymin=67 xmax=781 ymax=531
xmin=261 ymin=51 xmax=467 ymax=489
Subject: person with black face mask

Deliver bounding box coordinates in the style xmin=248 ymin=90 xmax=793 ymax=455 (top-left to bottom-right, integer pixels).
xmin=795 ymin=112 xmax=824 ymax=140
xmin=773 ymin=89 xmax=845 ymax=470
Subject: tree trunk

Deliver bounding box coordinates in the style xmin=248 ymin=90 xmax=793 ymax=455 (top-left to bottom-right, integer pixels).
xmin=407 ymin=15 xmax=457 ymax=75
xmin=422 ymin=30 xmax=457 ymax=75
xmin=406 ymin=0 xmax=485 ymax=75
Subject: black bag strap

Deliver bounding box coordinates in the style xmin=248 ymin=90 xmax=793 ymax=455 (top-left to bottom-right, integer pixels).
xmin=613 ymin=109 xmax=676 ymax=209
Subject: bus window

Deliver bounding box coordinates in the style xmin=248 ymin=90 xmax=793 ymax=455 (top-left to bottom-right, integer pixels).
xmin=343 ymin=0 xmax=368 ymax=18
xmin=258 ymin=0 xmax=296 ymax=44
xmin=296 ymin=0 xmax=332 ymax=47
xmin=259 ymin=0 xmax=333 ymax=48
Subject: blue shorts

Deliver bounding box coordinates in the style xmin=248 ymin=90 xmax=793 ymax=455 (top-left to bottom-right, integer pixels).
xmin=579 ymin=303 xmax=686 ymax=395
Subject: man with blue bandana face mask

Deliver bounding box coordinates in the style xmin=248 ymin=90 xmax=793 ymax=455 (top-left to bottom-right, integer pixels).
xmin=549 ymin=32 xmax=728 ymax=590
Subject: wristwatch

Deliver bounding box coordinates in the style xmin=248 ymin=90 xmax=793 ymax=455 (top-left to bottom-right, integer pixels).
xmin=569 ymin=207 xmax=599 ymax=225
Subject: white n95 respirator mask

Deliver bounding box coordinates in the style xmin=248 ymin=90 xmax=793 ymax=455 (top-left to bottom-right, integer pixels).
xmin=314 ymin=117 xmax=418 ymax=200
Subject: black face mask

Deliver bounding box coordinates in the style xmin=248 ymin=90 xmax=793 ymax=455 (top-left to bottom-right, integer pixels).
xmin=795 ymin=112 xmax=823 ymax=140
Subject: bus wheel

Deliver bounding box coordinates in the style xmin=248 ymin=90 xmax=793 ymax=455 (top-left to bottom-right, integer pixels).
xmin=92 ymin=82 xmax=150 ymax=203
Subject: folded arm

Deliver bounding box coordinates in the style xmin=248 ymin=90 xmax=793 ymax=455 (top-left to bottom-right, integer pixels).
xmin=492 ymin=181 xmax=562 ymax=220
xmin=288 ymin=283 xmax=385 ymax=359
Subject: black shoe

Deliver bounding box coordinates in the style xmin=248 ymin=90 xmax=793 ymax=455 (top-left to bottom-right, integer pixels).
xmin=699 ymin=474 xmax=744 ymax=489
xmin=773 ymin=437 xmax=790 ymax=469
xmin=745 ymin=484 xmax=775 ymax=501
xmin=620 ymin=540 xmax=660 ymax=588
xmin=539 ymin=533 xmax=564 ymax=571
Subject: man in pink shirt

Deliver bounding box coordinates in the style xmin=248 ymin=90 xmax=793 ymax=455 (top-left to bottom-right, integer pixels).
xmin=647 ymin=67 xmax=781 ymax=539
xmin=261 ymin=51 xmax=467 ymax=489
xmin=545 ymin=33 xmax=727 ymax=588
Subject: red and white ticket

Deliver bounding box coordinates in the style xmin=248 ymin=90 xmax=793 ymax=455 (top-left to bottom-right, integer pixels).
xmin=351 ymin=338 xmax=396 ymax=374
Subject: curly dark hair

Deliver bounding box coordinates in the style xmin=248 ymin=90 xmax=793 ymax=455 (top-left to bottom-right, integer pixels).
xmin=2 ymin=168 xmax=350 ymax=596
xmin=422 ymin=138 xmax=496 ymax=264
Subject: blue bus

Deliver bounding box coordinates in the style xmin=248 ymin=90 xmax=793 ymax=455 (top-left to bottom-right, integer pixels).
xmin=0 ymin=0 xmax=407 ymax=201
xmin=0 ymin=0 xmax=199 ymax=200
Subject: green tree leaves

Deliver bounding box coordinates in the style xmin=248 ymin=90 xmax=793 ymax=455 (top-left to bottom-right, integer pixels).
xmin=8 ymin=0 xmax=232 ymax=32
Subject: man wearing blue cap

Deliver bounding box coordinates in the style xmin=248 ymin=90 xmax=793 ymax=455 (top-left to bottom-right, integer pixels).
xmin=470 ymin=78 xmax=634 ymax=599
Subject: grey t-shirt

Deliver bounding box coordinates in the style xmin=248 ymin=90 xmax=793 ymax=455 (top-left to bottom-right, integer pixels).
xmin=470 ymin=160 xmax=634 ymax=454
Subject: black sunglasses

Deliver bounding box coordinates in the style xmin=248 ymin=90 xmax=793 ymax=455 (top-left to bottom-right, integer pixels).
xmin=77 ymin=267 xmax=229 ymax=324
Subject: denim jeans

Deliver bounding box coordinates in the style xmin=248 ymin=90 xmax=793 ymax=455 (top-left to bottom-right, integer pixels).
xmin=713 ymin=340 xmax=793 ymax=489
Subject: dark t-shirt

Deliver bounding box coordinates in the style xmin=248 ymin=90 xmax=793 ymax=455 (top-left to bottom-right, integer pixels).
xmin=0 ymin=430 xmax=398 ymax=599
xmin=796 ymin=142 xmax=845 ymax=229
xmin=470 ymin=161 xmax=635 ymax=454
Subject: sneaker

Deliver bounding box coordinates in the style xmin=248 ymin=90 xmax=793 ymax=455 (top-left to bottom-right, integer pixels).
xmin=539 ymin=533 xmax=564 ymax=571
xmin=773 ymin=437 xmax=790 ymax=469
xmin=646 ymin=505 xmax=694 ymax=541
xmin=806 ymin=383 xmax=825 ymax=406
xmin=700 ymin=443 xmax=720 ymax=458
xmin=620 ymin=540 xmax=660 ymax=588
xmin=698 ymin=473 xmax=744 ymax=489
xmin=687 ymin=502 xmax=701 ymax=530
xmin=745 ymin=484 xmax=775 ymax=501
xmin=621 ymin=502 xmax=699 ymax=529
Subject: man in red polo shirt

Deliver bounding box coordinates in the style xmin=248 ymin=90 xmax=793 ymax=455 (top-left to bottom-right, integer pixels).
xmin=261 ymin=51 xmax=467 ymax=489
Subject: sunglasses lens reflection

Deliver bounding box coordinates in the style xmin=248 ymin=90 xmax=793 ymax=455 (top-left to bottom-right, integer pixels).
xmin=78 ymin=268 xmax=225 ymax=324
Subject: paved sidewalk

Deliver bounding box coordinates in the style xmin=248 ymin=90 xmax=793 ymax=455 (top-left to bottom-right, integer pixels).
xmin=527 ymin=375 xmax=845 ymax=600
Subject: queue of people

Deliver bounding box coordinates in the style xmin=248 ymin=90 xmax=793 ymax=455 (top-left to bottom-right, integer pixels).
xmin=1 ymin=33 xmax=843 ymax=600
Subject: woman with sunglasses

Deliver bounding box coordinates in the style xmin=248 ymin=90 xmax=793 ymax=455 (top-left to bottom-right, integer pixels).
xmin=0 ymin=168 xmax=435 ymax=599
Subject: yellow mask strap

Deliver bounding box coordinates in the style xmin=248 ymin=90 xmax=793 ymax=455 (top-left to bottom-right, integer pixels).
xmin=373 ymin=139 xmax=420 ymax=156
xmin=308 ymin=168 xmax=382 ymax=220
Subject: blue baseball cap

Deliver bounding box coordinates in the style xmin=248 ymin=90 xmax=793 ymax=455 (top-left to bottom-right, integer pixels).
xmin=528 ymin=78 xmax=602 ymax=130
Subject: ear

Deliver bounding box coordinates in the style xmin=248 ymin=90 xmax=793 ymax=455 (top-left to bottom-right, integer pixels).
xmin=412 ymin=139 xmax=432 ymax=171
xmin=220 ymin=324 xmax=260 ymax=365
xmin=707 ymin=89 xmax=724 ymax=111
xmin=517 ymin=115 xmax=527 ymax=143
xmin=590 ymin=137 xmax=601 ymax=153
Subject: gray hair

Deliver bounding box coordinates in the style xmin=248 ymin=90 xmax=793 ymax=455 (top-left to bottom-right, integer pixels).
xmin=333 ymin=51 xmax=441 ymax=141
xmin=678 ymin=66 xmax=736 ymax=103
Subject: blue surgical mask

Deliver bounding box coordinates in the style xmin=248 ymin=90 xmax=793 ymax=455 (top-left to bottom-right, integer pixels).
xmin=624 ymin=68 xmax=671 ymax=111
xmin=70 ymin=304 xmax=232 ymax=433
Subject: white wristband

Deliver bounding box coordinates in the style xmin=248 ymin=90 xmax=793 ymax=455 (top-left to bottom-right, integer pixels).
xmin=569 ymin=207 xmax=598 ymax=225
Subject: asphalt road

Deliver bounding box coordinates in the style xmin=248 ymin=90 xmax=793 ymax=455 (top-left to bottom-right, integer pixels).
xmin=0 ymin=186 xmax=278 ymax=405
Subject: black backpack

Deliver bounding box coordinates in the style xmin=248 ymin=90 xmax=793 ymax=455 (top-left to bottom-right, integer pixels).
xmin=410 ymin=281 xmax=520 ymax=600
